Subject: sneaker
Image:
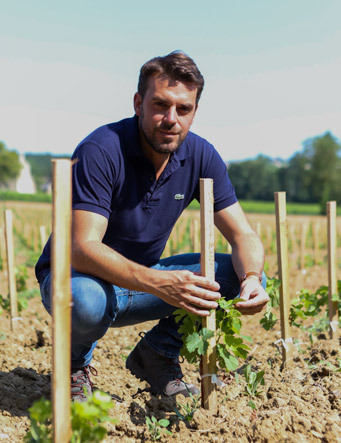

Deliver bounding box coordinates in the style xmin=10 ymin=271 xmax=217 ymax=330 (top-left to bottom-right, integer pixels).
xmin=126 ymin=337 xmax=199 ymax=397
xmin=71 ymin=365 xmax=97 ymax=402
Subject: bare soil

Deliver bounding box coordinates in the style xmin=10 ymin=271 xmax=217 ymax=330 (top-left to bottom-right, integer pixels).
xmin=1 ymin=208 xmax=341 ymax=442
xmin=1 ymin=261 xmax=341 ymax=443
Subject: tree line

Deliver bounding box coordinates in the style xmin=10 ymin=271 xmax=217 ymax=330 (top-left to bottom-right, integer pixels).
xmin=228 ymin=132 xmax=341 ymax=213
xmin=0 ymin=132 xmax=340 ymax=213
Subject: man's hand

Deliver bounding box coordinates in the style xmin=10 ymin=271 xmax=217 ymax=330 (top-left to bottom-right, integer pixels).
xmin=152 ymin=270 xmax=221 ymax=317
xmin=235 ymin=277 xmax=269 ymax=315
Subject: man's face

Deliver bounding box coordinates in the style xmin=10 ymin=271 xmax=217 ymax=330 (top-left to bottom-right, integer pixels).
xmin=134 ymin=73 xmax=198 ymax=155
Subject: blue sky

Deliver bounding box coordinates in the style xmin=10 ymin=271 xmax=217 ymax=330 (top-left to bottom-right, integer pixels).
xmin=1 ymin=0 xmax=340 ymax=161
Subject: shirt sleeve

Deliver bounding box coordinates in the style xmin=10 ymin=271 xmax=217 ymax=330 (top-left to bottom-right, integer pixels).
xmin=71 ymin=142 xmax=116 ymax=219
xmin=201 ymin=144 xmax=238 ymax=212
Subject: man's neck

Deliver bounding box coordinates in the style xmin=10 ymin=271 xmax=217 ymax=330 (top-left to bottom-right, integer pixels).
xmin=140 ymin=134 xmax=170 ymax=181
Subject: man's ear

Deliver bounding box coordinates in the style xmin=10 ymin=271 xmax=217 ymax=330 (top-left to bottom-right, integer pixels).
xmin=134 ymin=93 xmax=142 ymax=116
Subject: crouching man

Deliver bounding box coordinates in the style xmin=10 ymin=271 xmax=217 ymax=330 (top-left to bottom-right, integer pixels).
xmin=35 ymin=50 xmax=269 ymax=401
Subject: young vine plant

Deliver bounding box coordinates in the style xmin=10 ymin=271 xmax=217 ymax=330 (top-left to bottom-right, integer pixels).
xmin=174 ymin=276 xmax=283 ymax=372
xmin=259 ymin=277 xmax=341 ymax=338
xmin=175 ymin=297 xmax=252 ymax=372
xmin=289 ymin=281 xmax=341 ymax=336
xmin=24 ymin=390 xmax=118 ymax=443
xmin=259 ymin=277 xmax=280 ymax=331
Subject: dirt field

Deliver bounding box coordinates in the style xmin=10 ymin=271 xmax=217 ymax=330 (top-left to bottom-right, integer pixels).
xmin=0 ymin=212 xmax=341 ymax=442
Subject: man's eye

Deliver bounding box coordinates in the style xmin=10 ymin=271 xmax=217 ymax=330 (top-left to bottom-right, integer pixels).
xmin=178 ymin=107 xmax=191 ymax=114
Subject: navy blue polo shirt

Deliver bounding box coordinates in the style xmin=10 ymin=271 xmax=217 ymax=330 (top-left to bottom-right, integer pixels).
xmin=35 ymin=116 xmax=237 ymax=279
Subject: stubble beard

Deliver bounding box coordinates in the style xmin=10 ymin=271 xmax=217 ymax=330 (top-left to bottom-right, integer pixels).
xmin=139 ymin=110 xmax=186 ymax=155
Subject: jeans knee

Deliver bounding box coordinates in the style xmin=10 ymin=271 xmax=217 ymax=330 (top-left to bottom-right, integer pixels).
xmin=71 ymin=275 xmax=115 ymax=332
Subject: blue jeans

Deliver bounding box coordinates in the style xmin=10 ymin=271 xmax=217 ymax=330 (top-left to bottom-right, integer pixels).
xmin=39 ymin=253 xmax=264 ymax=367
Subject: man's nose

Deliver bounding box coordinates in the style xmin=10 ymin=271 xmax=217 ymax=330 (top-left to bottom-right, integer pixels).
xmin=164 ymin=107 xmax=177 ymax=125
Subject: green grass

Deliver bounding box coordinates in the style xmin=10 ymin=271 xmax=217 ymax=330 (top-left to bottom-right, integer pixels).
xmin=0 ymin=191 xmax=337 ymax=215
xmin=188 ymin=199 xmax=334 ymax=215
xmin=0 ymin=191 xmax=51 ymax=203
xmin=240 ymin=200 xmax=322 ymax=215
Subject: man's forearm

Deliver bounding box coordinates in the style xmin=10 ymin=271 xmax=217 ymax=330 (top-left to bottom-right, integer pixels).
xmin=72 ymin=239 xmax=162 ymax=293
xmin=230 ymin=232 xmax=265 ymax=283
xmin=72 ymin=239 xmax=221 ymax=316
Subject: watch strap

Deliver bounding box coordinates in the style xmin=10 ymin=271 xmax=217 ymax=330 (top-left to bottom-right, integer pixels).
xmin=241 ymin=271 xmax=262 ymax=283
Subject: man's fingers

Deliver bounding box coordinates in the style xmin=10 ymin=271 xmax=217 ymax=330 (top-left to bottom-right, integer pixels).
xmin=155 ymin=270 xmax=221 ymax=312
xmin=236 ymin=304 xmax=267 ymax=315
xmin=191 ymin=274 xmax=220 ymax=291
xmin=183 ymin=292 xmax=220 ymax=309
xmin=181 ymin=302 xmax=212 ymax=317
xmin=235 ymin=298 xmax=268 ymax=315
xmin=191 ymin=286 xmax=221 ymax=301
xmin=235 ymin=296 xmax=268 ymax=307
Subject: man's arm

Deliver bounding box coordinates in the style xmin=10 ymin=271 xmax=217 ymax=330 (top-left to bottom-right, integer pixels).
xmin=214 ymin=202 xmax=269 ymax=314
xmin=71 ymin=209 xmax=220 ymax=317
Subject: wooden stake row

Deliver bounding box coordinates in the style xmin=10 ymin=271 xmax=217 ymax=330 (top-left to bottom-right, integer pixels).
xmin=0 ymin=181 xmax=339 ymax=419
xmin=274 ymin=193 xmax=339 ymax=367
xmin=166 ymin=215 xmax=334 ymax=267
xmin=4 ymin=210 xmax=18 ymax=331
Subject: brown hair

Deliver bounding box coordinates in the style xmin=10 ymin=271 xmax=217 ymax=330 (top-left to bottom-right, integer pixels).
xmin=137 ymin=50 xmax=204 ymax=105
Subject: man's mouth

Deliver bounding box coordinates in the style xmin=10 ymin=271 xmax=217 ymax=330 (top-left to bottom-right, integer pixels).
xmin=159 ymin=130 xmax=178 ymax=136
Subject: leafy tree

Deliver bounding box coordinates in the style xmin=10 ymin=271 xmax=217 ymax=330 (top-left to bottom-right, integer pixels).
xmin=331 ymin=159 xmax=341 ymax=203
xmin=227 ymin=161 xmax=251 ymax=199
xmin=228 ymin=155 xmax=279 ymax=201
xmin=278 ymin=152 xmax=312 ymax=203
xmin=227 ymin=132 xmax=341 ymax=208
xmin=302 ymin=132 xmax=341 ymax=213
xmin=0 ymin=141 xmax=22 ymax=185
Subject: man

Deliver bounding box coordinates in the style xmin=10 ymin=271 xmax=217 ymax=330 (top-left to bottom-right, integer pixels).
xmin=35 ymin=51 xmax=269 ymax=402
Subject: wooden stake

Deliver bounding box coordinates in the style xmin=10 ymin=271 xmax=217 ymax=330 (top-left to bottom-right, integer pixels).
xmin=289 ymin=225 xmax=296 ymax=255
xmin=0 ymin=227 xmax=7 ymax=276
xmin=300 ymin=223 xmax=308 ymax=270
xmin=200 ymin=178 xmax=217 ymax=413
xmin=274 ymin=192 xmax=293 ymax=367
xmin=192 ymin=218 xmax=200 ymax=252
xmin=33 ymin=225 xmax=39 ymax=252
xmin=266 ymin=225 xmax=272 ymax=254
xmin=4 ymin=210 xmax=18 ymax=331
xmin=313 ymin=222 xmax=320 ymax=265
xmin=327 ymin=201 xmax=339 ymax=339
xmin=52 ymin=159 xmax=72 ymax=443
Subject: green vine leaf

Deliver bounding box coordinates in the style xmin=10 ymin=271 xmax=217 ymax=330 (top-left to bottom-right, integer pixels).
xmin=217 ymin=344 xmax=239 ymax=371
xmin=185 ymin=328 xmax=214 ymax=355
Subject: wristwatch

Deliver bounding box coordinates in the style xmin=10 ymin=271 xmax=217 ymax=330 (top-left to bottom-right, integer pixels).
xmin=241 ymin=271 xmax=262 ymax=284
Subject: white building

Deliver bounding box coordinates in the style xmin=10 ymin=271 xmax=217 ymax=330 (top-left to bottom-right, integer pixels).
xmin=4 ymin=154 xmax=36 ymax=194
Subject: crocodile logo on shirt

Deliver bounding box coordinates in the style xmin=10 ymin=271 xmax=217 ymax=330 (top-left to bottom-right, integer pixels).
xmin=174 ymin=194 xmax=184 ymax=200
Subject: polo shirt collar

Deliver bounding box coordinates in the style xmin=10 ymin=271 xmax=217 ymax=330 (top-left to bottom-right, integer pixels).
xmin=124 ymin=115 xmax=191 ymax=162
